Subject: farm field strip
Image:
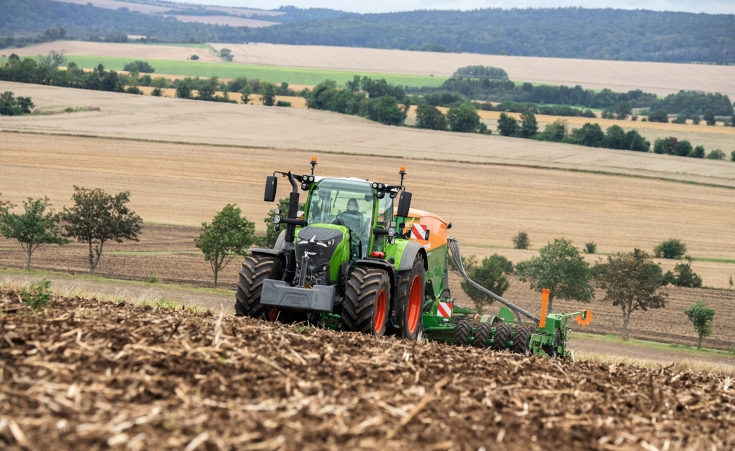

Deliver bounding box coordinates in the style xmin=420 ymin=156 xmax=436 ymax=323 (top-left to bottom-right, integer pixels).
xmin=209 ymin=43 xmax=735 ymax=99
xmin=1 ymin=82 xmax=733 ymax=190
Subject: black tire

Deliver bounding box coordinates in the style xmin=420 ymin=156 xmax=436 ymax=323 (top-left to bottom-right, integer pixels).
xmin=341 ymin=267 xmax=390 ymax=335
xmin=511 ymin=326 xmax=533 ymax=356
xmin=472 ymin=322 xmax=492 ymax=349
xmin=454 ymin=319 xmax=473 ymax=346
xmin=235 ymin=255 xmax=283 ymax=319
xmin=491 ymin=323 xmax=511 ymax=351
xmin=394 ymin=256 xmax=425 ymax=341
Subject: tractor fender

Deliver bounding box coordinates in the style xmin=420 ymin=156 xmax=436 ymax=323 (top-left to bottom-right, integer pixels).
xmin=398 ymin=241 xmax=428 ymax=272
xmin=249 ymin=248 xmax=287 ymax=270
xmin=352 ymin=259 xmax=397 ymax=301
xmin=273 ymin=230 xmax=286 ymax=251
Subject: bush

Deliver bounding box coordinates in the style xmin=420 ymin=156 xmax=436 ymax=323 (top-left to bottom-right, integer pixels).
xmin=497 ymin=112 xmax=518 ymax=136
xmin=0 ymin=91 xmax=34 ymax=116
xmin=625 ymin=130 xmax=650 ymax=152
xmin=20 ymin=278 xmax=52 ymax=309
xmin=584 ymin=242 xmax=597 ymax=254
xmin=673 ymin=139 xmax=692 ymax=157
xmin=664 ymin=262 xmax=702 ymax=288
xmin=124 ymin=60 xmax=154 ymax=73
xmin=653 ymin=137 xmax=677 ymax=155
xmin=692 ymin=114 xmax=701 ymax=125
xmin=512 ymin=231 xmax=530 ymax=250
xmin=190 ymin=55 xmax=200 ymax=60
xmin=706 ymin=149 xmax=725 ymax=160
xmin=688 ymin=145 xmax=705 ymax=158
xmin=415 ymin=104 xmax=448 ymax=130
xmin=653 ymin=238 xmax=686 ymax=259
xmin=275 ymin=100 xmax=292 ymax=107
xmin=731 ymin=150 xmax=735 ymax=162
xmin=703 ymin=109 xmax=716 ymax=126
xmin=447 ymin=103 xmax=480 ymax=132
xmin=567 ymin=122 xmax=605 ymax=147
xmin=648 ymin=109 xmax=669 ymax=123
xmin=672 ymin=113 xmax=687 ymax=124
xmin=148 ymin=275 xmax=158 ymax=283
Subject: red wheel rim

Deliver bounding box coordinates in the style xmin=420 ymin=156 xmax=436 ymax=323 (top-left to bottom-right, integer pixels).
xmin=374 ymin=288 xmax=387 ymax=334
xmin=407 ymin=275 xmax=422 ymax=333
xmin=265 ymin=307 xmax=279 ymax=321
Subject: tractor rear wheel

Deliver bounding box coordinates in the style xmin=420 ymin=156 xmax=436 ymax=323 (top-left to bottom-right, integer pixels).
xmin=511 ymin=326 xmax=533 ymax=356
xmin=394 ymin=256 xmax=425 ymax=341
xmin=235 ymin=255 xmax=283 ymax=318
xmin=341 ymin=267 xmax=390 ymax=335
xmin=472 ymin=322 xmax=492 ymax=349
xmin=454 ymin=318 xmax=473 ymax=346
xmin=491 ymin=323 xmax=511 ymax=351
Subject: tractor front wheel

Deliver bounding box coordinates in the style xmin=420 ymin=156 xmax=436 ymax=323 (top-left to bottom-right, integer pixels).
xmin=235 ymin=255 xmax=283 ymax=318
xmin=341 ymin=267 xmax=390 ymax=335
xmin=395 ymin=256 xmax=425 ymax=341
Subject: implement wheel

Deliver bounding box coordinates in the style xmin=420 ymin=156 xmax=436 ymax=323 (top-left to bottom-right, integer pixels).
xmin=472 ymin=322 xmax=492 ymax=349
xmin=544 ymin=330 xmax=562 ymax=358
xmin=394 ymin=256 xmax=425 ymax=341
xmin=454 ymin=319 xmax=473 ymax=346
xmin=235 ymin=255 xmax=283 ymax=318
xmin=511 ymin=326 xmax=533 ymax=356
xmin=341 ymin=267 xmax=390 ymax=336
xmin=491 ymin=323 xmax=511 ymax=351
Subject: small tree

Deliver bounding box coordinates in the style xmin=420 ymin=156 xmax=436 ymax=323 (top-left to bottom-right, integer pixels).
xmin=684 ymin=300 xmax=714 ymax=349
xmin=497 ymin=112 xmax=519 ymax=136
xmin=703 ymin=109 xmax=716 ymax=126
xmin=516 ymin=238 xmax=594 ymax=313
xmin=240 ymin=84 xmax=253 ymax=104
xmin=706 ymin=149 xmax=726 ymax=160
xmin=691 ymin=114 xmax=701 ymax=125
xmin=519 ymin=111 xmax=538 ymax=138
xmin=415 ymin=104 xmax=447 ymax=130
xmin=447 ymin=103 xmax=480 ymax=132
xmin=584 ymin=242 xmax=597 ymax=254
xmin=616 ymin=101 xmax=632 ymax=120
xmin=38 ymin=50 xmax=66 ymax=68
xmin=689 ymin=145 xmax=705 ymax=158
xmin=648 ymin=109 xmax=669 ymax=123
xmin=195 ymin=204 xmax=255 ymax=288
xmin=260 ymin=81 xmax=277 ymax=106
xmin=460 ymin=255 xmax=510 ymax=314
xmin=175 ymin=80 xmax=192 ymax=99
xmin=731 ymin=150 xmax=735 ymax=162
xmin=594 ymin=249 xmax=667 ymax=338
xmin=512 ymin=231 xmax=530 ymax=249
xmin=126 ymin=62 xmax=139 ymax=88
xmin=663 ymin=260 xmax=702 ymax=288
xmin=653 ymin=238 xmax=686 ymax=259
xmin=61 ymin=187 xmax=142 ymax=274
xmin=0 ymin=197 xmax=68 ymax=269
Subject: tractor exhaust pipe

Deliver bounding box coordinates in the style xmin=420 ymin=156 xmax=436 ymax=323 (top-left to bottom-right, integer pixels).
xmin=285 ymin=171 xmax=300 ymax=243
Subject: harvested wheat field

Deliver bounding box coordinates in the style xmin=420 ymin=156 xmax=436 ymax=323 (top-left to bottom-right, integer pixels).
xmin=1 ymin=290 xmax=733 ymax=451
xmin=4 ymin=42 xmax=222 ymax=63
xmin=1 ymin=82 xmax=733 ymax=188
xmin=209 ymin=43 xmax=735 ymax=99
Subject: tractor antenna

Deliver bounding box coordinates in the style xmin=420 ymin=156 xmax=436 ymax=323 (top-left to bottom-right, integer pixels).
xmin=399 ymin=166 xmax=406 ymax=188
xmin=310 ymin=156 xmax=318 ymax=175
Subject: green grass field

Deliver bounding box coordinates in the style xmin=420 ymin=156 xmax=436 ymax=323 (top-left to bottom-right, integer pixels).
xmin=55 ymin=55 xmax=447 ymax=87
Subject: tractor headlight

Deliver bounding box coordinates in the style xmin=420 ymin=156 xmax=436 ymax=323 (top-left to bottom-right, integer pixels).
xmin=273 ymin=215 xmax=281 ymax=224
xmin=372 ymin=183 xmax=378 ymax=189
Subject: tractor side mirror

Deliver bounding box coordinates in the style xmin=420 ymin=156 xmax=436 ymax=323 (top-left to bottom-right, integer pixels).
xmin=264 ymin=176 xmax=277 ymax=202
xmin=397 ymin=191 xmax=412 ymax=217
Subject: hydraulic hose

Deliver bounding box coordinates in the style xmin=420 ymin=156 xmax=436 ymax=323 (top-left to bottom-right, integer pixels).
xmin=447 ymin=237 xmax=540 ymax=323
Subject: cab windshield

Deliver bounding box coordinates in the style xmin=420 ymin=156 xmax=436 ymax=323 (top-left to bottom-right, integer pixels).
xmin=307 ymin=178 xmax=375 ymax=254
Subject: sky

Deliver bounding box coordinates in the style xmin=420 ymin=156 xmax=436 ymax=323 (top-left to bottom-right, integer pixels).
xmin=181 ymin=0 xmax=735 ymax=15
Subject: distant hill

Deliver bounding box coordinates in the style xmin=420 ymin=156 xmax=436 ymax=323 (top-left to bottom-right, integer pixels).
xmin=243 ymin=8 xmax=735 ymax=63
xmin=1 ymin=1 xmax=733 ymax=64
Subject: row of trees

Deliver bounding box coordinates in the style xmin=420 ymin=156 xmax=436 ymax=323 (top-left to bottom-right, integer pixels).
xmin=0 ymin=188 xmax=142 ymax=273
xmin=409 ymin=78 xmax=733 ymax=117
xmin=461 ymin=238 xmax=715 ymax=346
xmin=307 ymin=79 xmax=409 ymax=126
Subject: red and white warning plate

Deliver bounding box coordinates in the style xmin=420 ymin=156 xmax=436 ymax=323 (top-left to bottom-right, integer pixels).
xmin=437 ymin=302 xmax=452 ymax=318
xmin=411 ymin=223 xmax=427 ymax=241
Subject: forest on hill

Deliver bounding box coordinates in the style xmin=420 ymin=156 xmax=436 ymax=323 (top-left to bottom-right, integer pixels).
xmin=1 ymin=0 xmax=733 ymax=63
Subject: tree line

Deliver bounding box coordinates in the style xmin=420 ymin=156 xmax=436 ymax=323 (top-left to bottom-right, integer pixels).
xmin=462 ymin=235 xmax=716 ymax=347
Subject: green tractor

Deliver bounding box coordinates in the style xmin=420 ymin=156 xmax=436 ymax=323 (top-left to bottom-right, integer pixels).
xmin=236 ymin=158 xmax=593 ymax=356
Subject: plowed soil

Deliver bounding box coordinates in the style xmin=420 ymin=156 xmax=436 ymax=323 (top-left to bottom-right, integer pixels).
xmin=1 ymin=290 xmax=733 ymax=451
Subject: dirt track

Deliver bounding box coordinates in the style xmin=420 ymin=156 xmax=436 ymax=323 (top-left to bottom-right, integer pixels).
xmin=1 ymin=290 xmax=733 ymax=451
